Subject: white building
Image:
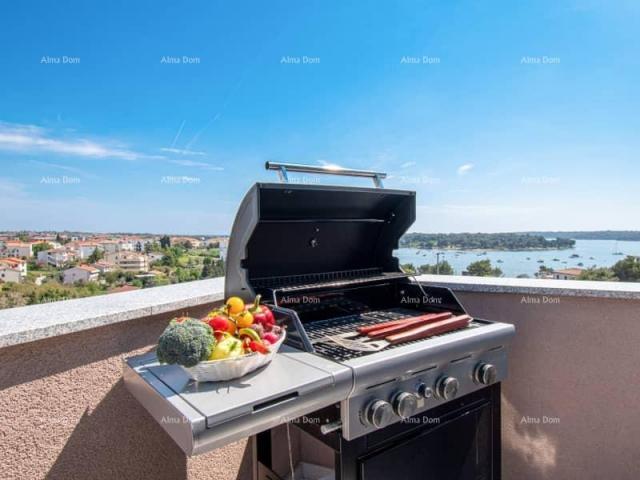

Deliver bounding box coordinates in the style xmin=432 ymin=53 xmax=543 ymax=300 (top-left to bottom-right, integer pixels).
xmin=552 ymin=268 xmax=584 ymax=280
xmin=37 ymin=249 xmax=76 ymax=267
xmin=91 ymin=261 xmax=116 ymax=274
xmin=0 ymin=241 xmax=33 ymax=258
xmin=0 ymin=258 xmax=27 ymax=283
xmin=99 ymin=240 xmax=120 ymax=254
xmin=63 ymin=265 xmax=100 ymax=284
xmin=104 ymin=252 xmax=149 ymax=272
xmin=68 ymin=242 xmax=102 ymax=260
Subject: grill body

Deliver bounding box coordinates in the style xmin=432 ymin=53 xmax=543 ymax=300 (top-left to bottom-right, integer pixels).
xmin=124 ymin=174 xmax=514 ymax=479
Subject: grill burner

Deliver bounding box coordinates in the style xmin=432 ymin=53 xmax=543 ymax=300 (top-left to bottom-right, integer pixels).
xmin=304 ymin=307 xmax=483 ymax=362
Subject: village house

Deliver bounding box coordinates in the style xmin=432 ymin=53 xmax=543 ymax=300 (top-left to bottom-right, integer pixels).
xmin=67 ymin=242 xmax=103 ymax=259
xmin=552 ymin=268 xmax=584 ymax=280
xmin=0 ymin=241 xmax=33 ymax=258
xmin=37 ymin=248 xmax=76 ymax=268
xmin=0 ymin=257 xmax=28 ymax=283
xmin=91 ymin=260 xmax=116 ymax=274
xmin=104 ymin=252 xmax=149 ymax=272
xmin=62 ymin=265 xmax=100 ymax=285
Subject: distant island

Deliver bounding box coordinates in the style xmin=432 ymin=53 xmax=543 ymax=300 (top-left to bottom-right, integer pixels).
xmin=525 ymin=231 xmax=640 ymax=241
xmin=400 ymin=233 xmax=575 ymax=251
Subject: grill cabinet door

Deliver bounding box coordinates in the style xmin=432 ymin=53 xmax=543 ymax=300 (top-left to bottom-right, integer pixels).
xmin=359 ymin=402 xmax=494 ymax=480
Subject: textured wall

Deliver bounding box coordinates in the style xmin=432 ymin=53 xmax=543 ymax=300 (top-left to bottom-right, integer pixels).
xmin=2 ymin=290 xmax=638 ymax=479
xmin=457 ymin=292 xmax=640 ymax=480
xmin=0 ymin=303 xmax=252 ymax=480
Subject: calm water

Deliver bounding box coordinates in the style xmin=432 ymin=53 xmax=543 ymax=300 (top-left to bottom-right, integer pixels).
xmin=394 ymin=239 xmax=640 ymax=278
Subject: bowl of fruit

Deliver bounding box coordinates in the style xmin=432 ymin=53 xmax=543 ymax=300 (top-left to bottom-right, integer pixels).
xmin=156 ymin=295 xmax=285 ymax=382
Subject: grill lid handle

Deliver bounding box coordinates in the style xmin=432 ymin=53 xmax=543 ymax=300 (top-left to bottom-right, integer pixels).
xmin=265 ymin=161 xmax=386 ymax=188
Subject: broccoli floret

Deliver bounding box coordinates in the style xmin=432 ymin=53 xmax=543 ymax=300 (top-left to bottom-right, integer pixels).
xmin=156 ymin=318 xmax=215 ymax=367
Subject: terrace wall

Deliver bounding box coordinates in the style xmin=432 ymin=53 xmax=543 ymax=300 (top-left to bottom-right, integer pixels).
xmin=1 ymin=276 xmax=639 ymax=479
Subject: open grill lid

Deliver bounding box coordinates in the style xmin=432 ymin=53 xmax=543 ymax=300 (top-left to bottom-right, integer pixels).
xmin=225 ymin=164 xmax=416 ymax=299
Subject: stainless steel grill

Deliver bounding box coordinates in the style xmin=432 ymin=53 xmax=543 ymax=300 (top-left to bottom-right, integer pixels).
xmin=125 ymin=162 xmax=515 ymax=477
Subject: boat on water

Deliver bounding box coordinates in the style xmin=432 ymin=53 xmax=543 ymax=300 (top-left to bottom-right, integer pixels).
xmin=613 ymin=242 xmax=624 ymax=255
xmin=497 ymin=259 xmax=503 ymax=263
xmin=570 ymin=254 xmax=580 ymax=258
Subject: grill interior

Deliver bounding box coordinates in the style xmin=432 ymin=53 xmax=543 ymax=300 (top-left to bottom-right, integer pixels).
xmin=304 ymin=307 xmax=483 ymax=362
xmin=252 ymin=268 xmax=410 ymax=292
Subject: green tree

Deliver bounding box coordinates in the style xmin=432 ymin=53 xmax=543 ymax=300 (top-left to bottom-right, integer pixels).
xmin=418 ymin=261 xmax=453 ymax=275
xmin=401 ymin=263 xmax=417 ymax=274
xmin=87 ymin=247 xmax=104 ymax=263
xmin=145 ymin=241 xmax=161 ymax=253
xmin=160 ymin=251 xmax=178 ymax=267
xmin=611 ymin=256 xmax=640 ymax=282
xmin=160 ymin=235 xmax=171 ymax=249
xmin=32 ymin=242 xmax=52 ymax=255
xmin=466 ymin=259 xmax=502 ymax=277
xmin=578 ymin=267 xmax=618 ymax=281
xmin=201 ymin=263 xmax=211 ymax=279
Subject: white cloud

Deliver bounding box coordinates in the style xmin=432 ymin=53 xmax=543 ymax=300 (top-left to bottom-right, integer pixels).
xmin=169 ymin=159 xmax=224 ymax=171
xmin=0 ymin=122 xmax=162 ymax=161
xmin=400 ymin=161 xmax=416 ymax=169
xmin=457 ymin=163 xmax=474 ymax=175
xmin=160 ymin=147 xmax=206 ymax=156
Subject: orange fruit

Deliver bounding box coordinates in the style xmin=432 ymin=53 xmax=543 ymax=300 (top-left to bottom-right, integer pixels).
xmin=226 ymin=296 xmax=245 ymax=315
xmin=235 ymin=310 xmax=254 ymax=328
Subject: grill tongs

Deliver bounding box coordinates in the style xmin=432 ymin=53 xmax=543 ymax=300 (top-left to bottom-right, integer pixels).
xmin=325 ymin=312 xmax=472 ymax=352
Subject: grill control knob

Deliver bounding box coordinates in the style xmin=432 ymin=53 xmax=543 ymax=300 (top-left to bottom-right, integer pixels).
xmin=417 ymin=383 xmax=434 ymax=399
xmin=391 ymin=391 xmax=419 ymax=419
xmin=435 ymin=376 xmax=459 ymax=400
xmin=363 ymin=400 xmax=394 ymax=429
xmin=474 ymin=363 xmax=497 ymax=385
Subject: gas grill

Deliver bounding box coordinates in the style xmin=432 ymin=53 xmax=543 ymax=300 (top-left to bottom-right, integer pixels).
xmin=124 ymin=162 xmax=515 ymax=479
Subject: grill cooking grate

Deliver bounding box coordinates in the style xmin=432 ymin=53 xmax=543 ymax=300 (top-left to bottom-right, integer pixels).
xmin=252 ymin=268 xmax=410 ymax=292
xmin=304 ymin=307 xmax=481 ymax=362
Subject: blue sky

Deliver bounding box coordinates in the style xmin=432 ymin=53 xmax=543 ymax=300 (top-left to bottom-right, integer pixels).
xmin=1 ymin=0 xmax=639 ymax=234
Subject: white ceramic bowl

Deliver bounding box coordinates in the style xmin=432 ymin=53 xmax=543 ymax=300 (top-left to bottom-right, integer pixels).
xmin=181 ymin=331 xmax=286 ymax=382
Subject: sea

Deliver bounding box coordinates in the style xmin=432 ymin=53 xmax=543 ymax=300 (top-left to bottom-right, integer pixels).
xmin=394 ymin=239 xmax=640 ymax=278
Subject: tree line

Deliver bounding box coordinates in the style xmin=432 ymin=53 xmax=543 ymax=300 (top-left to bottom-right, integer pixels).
xmin=401 ymin=233 xmax=575 ymax=251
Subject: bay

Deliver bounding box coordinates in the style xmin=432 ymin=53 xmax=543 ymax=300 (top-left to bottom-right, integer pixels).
xmin=394 ymin=239 xmax=640 ymax=278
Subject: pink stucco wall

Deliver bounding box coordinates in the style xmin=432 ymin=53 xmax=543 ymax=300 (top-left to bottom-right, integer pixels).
xmin=0 ymin=303 xmax=251 ymax=480
xmin=2 ymin=290 xmax=639 ymax=479
xmin=456 ymin=291 xmax=640 ymax=480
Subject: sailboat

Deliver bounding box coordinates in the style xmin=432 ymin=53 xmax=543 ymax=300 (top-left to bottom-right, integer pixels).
xmin=612 ymin=241 xmax=624 ymax=256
